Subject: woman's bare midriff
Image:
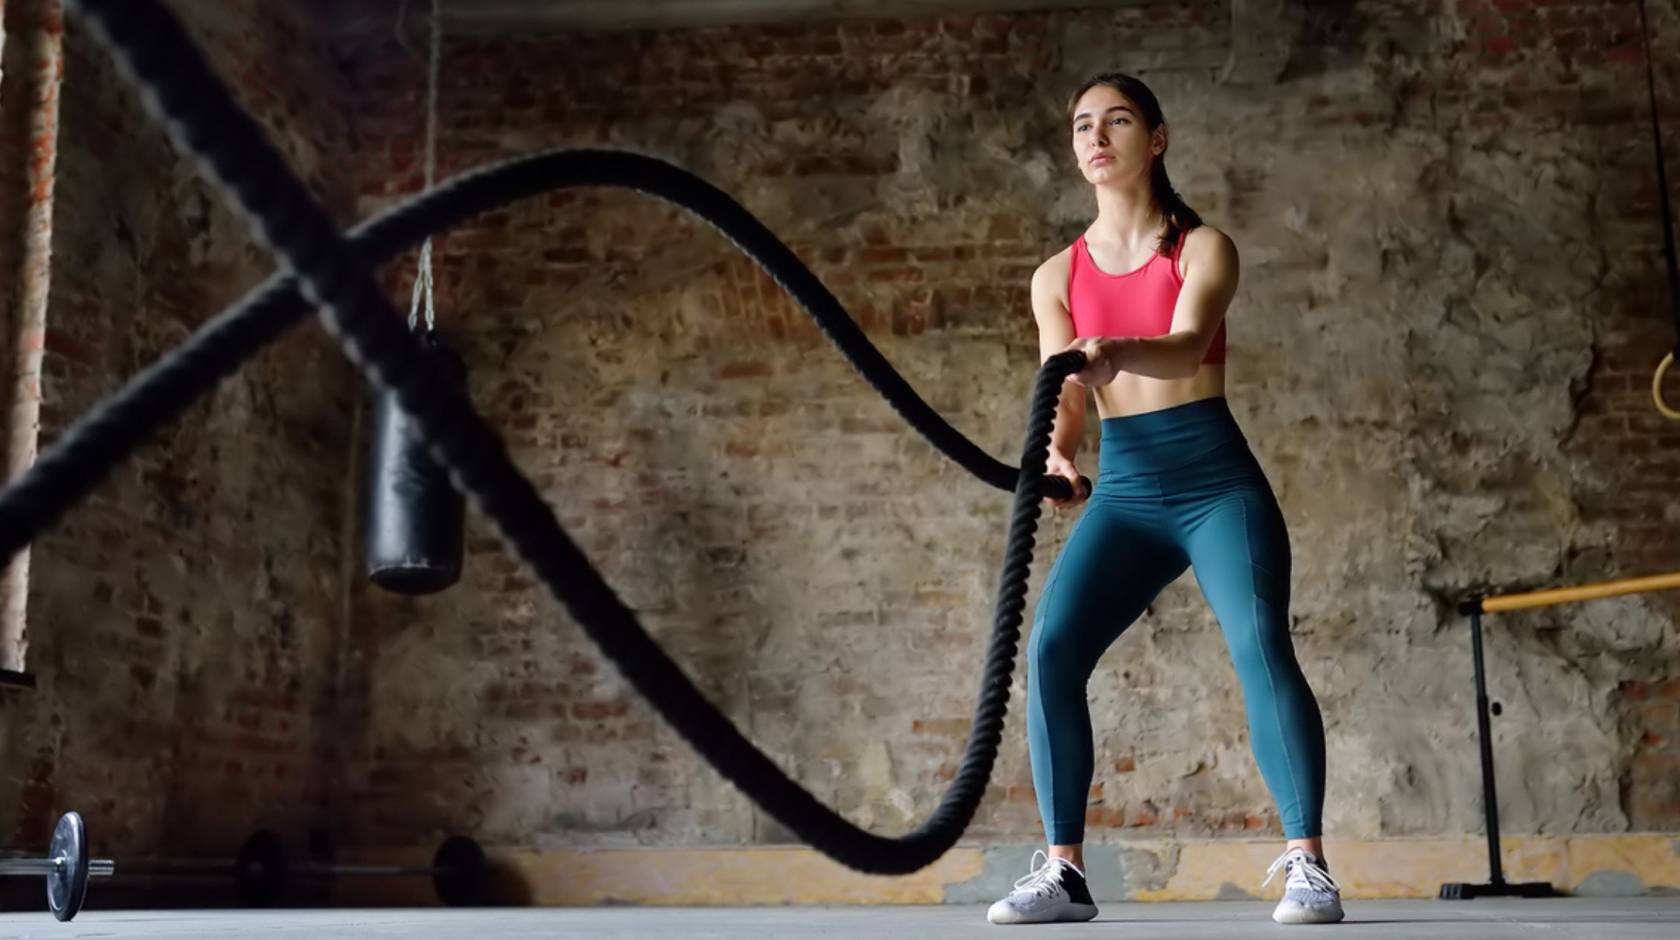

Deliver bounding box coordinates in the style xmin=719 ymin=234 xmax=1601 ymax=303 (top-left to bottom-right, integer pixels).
xmin=1047 ymin=245 xmax=1226 ymax=420
xmin=1093 ymin=365 xmax=1225 ymax=419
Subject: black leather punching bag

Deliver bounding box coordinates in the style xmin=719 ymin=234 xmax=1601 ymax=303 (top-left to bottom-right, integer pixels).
xmin=364 ymin=330 xmax=467 ymax=595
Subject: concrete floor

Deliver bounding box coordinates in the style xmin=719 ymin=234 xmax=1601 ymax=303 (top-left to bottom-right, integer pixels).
xmin=1 ymin=899 xmax=1677 ymax=939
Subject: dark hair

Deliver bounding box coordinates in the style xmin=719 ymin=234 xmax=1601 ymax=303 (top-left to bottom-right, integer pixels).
xmin=1064 ymin=71 xmax=1202 ymax=256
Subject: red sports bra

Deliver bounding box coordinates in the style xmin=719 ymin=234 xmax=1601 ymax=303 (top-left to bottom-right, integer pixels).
xmin=1067 ymin=228 xmax=1226 ymax=365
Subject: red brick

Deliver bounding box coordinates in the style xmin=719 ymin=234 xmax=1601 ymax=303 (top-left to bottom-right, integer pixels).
xmin=719 ymin=360 xmax=774 ymax=380
xmin=910 ymin=718 xmax=971 ymax=736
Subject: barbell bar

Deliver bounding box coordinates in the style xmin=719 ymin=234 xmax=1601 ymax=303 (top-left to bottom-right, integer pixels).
xmin=0 ymin=811 xmax=485 ymax=922
xmin=235 ymin=829 xmax=487 ymax=907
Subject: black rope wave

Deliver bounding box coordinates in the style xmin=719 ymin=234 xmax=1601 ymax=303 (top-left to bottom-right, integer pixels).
xmin=0 ymin=152 xmax=1080 ymax=554
xmin=29 ymin=0 xmax=1087 ymax=873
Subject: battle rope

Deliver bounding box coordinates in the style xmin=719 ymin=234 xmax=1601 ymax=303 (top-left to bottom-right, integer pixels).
xmin=0 ymin=149 xmax=1086 ymax=555
xmin=1635 ymin=0 xmax=1680 ymax=419
xmin=10 ymin=0 xmax=1088 ymax=874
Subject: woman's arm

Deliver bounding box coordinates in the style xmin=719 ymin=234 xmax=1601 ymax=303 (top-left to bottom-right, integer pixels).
xmin=1067 ymin=226 xmax=1241 ymax=385
xmin=1031 ymin=259 xmax=1086 ymax=459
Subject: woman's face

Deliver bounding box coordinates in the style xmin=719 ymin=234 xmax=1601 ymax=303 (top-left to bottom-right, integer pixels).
xmin=1070 ymin=84 xmax=1164 ymax=184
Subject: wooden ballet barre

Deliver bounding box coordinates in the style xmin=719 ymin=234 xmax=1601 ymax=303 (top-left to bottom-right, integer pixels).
xmin=1464 ymin=570 xmax=1680 ymax=614
xmin=1444 ymin=565 xmax=1680 ymax=901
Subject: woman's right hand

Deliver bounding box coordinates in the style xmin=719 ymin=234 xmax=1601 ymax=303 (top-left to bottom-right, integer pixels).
xmin=1043 ymin=450 xmax=1089 ymax=509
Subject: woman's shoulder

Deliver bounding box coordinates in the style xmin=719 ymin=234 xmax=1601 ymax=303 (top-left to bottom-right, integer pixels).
xmin=1182 ymin=222 xmax=1237 ymax=255
xmin=1032 ymin=244 xmax=1076 ymax=289
xmin=1178 ymin=223 xmax=1239 ymax=283
xmin=1030 ymin=244 xmax=1077 ymax=322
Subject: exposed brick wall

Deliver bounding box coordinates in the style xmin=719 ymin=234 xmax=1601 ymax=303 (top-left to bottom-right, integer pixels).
xmin=5 ymin=0 xmax=1677 ymax=877
xmin=338 ymin=8 xmax=1072 ymax=848
xmin=1621 ymin=677 xmax=1680 ymax=825
xmin=1555 ymin=0 xmax=1680 ymax=831
xmin=328 ymin=0 xmax=1680 ymax=851
xmin=0 ymin=0 xmax=359 ymax=880
xmin=1547 ymin=0 xmax=1680 ymax=590
xmin=1453 ymin=0 xmax=1680 ymax=833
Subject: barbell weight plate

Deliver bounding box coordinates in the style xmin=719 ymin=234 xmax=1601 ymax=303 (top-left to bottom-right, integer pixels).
xmin=235 ymin=830 xmax=288 ymax=907
xmin=45 ymin=811 xmax=90 ymax=922
xmin=431 ymin=836 xmax=486 ymax=907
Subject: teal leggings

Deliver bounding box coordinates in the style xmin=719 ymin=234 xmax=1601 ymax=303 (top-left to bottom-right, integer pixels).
xmin=1028 ymin=397 xmax=1325 ymax=843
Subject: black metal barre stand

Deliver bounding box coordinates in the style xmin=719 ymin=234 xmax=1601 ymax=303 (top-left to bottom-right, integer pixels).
xmin=0 ymin=812 xmax=488 ymax=922
xmin=1437 ymin=598 xmax=1556 ymax=901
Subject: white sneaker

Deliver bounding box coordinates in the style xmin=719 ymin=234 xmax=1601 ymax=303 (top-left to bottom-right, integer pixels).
xmin=1264 ymin=847 xmax=1345 ymax=924
xmin=985 ymin=850 xmax=1099 ymax=925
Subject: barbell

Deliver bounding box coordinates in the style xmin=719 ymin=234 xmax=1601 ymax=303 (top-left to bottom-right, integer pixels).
xmin=0 ymin=812 xmax=114 ymax=921
xmin=0 ymin=811 xmax=487 ymax=921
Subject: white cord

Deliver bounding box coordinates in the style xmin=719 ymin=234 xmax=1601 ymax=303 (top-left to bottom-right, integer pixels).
xmin=424 ymin=0 xmax=440 ymax=192
xmin=407 ymin=0 xmax=442 ymax=332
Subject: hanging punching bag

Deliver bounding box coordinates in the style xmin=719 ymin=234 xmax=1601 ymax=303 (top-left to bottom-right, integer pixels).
xmin=364 ymin=330 xmax=467 ymax=595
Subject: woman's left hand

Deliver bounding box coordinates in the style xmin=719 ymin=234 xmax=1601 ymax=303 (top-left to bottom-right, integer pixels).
xmin=1062 ymin=337 xmax=1127 ymax=387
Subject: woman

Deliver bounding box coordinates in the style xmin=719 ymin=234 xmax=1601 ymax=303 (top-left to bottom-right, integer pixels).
xmin=985 ymin=72 xmax=1342 ymax=927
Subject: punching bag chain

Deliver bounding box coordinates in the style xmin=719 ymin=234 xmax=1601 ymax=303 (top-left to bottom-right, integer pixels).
xmin=407 ymin=0 xmax=442 ymax=334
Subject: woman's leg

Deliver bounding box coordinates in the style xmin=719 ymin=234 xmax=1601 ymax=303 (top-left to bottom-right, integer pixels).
xmin=991 ymin=495 xmax=1191 ymax=925
xmin=1178 ymin=477 xmax=1327 ymax=846
xmin=1028 ymin=498 xmax=1189 ymax=858
xmin=1175 ymin=445 xmax=1343 ymax=925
